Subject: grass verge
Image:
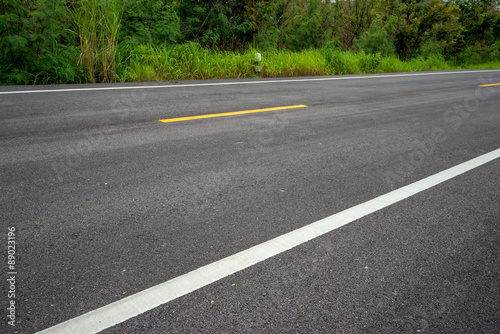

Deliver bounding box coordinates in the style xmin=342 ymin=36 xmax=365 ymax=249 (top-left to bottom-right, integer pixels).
xmin=115 ymin=43 xmax=499 ymax=83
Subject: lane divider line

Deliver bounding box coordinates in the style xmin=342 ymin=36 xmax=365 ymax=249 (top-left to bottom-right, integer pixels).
xmin=37 ymin=148 xmax=500 ymax=334
xmin=479 ymin=83 xmax=500 ymax=87
xmin=158 ymin=105 xmax=308 ymax=123
xmin=1 ymin=69 xmax=499 ymax=95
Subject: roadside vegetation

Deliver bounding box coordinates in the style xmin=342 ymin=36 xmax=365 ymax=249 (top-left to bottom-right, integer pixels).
xmin=1 ymin=0 xmax=499 ymax=85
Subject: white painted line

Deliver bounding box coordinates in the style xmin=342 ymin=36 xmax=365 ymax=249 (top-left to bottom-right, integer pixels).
xmin=37 ymin=148 xmax=500 ymax=334
xmin=2 ymin=69 xmax=500 ymax=95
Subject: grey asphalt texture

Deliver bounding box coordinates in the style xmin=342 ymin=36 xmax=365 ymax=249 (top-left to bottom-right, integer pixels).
xmin=1 ymin=70 xmax=499 ymax=333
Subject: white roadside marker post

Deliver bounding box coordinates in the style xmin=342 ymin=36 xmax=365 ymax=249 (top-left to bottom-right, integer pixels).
xmin=254 ymin=53 xmax=262 ymax=73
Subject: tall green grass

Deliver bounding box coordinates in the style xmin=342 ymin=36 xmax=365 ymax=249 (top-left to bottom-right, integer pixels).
xmin=115 ymin=43 xmax=499 ymax=82
xmin=116 ymin=43 xmax=255 ymax=81
xmin=322 ymin=49 xmax=382 ymax=74
xmin=71 ymin=0 xmax=121 ymax=83
xmin=459 ymin=61 xmax=500 ymax=70
xmin=261 ymin=49 xmax=329 ymax=77
xmin=116 ymin=44 xmax=332 ymax=82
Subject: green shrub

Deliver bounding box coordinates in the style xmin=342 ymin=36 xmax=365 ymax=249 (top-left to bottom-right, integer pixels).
xmin=119 ymin=0 xmax=180 ymax=47
xmin=353 ymin=16 xmax=397 ymax=57
xmin=285 ymin=0 xmax=333 ymax=51
xmin=359 ymin=52 xmax=382 ymax=73
xmin=419 ymin=40 xmax=446 ymax=59
xmin=0 ymin=0 xmax=84 ymax=85
xmin=323 ymin=49 xmax=356 ymax=75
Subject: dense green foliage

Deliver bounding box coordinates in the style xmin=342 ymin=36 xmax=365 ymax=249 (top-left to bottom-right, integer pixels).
xmin=0 ymin=0 xmax=84 ymax=84
xmin=1 ymin=0 xmax=499 ymax=85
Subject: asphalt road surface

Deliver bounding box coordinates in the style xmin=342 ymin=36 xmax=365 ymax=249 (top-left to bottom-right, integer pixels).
xmin=1 ymin=70 xmax=499 ymax=333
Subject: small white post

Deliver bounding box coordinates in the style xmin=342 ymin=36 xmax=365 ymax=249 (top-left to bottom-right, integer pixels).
xmin=254 ymin=53 xmax=262 ymax=73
